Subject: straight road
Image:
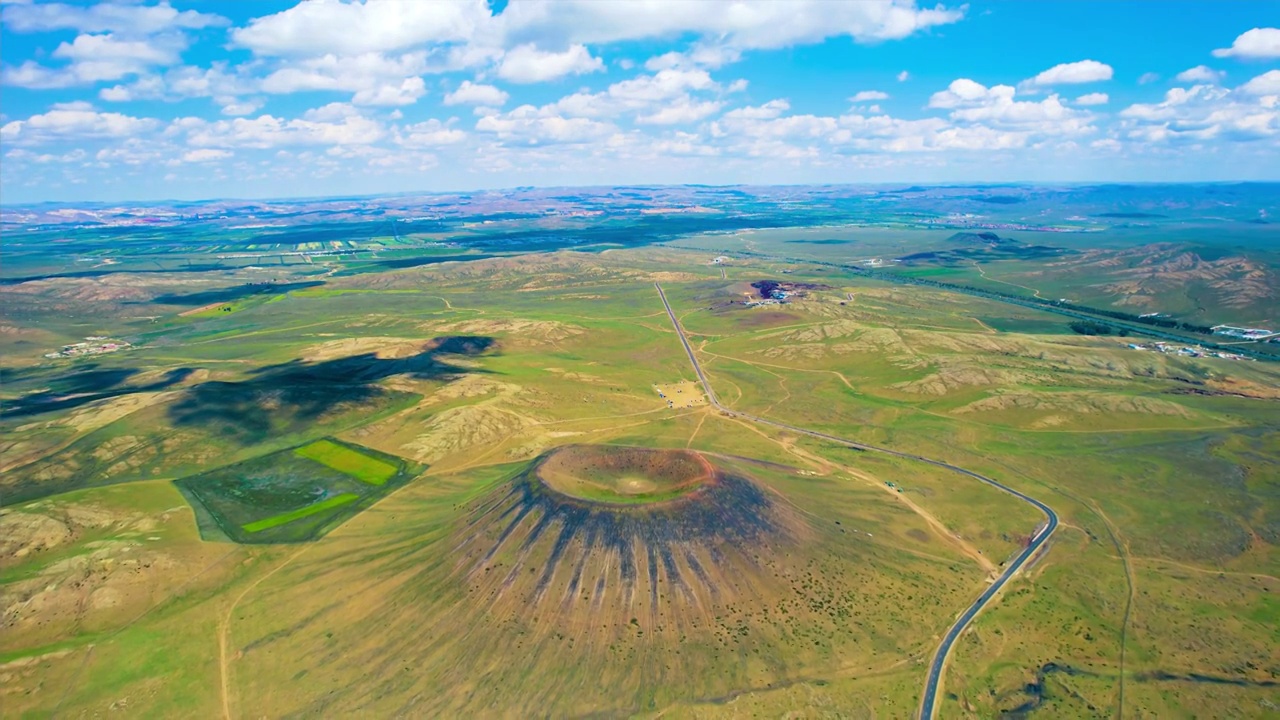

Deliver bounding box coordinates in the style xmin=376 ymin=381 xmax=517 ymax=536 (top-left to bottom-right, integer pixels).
xmin=654 ymin=283 xmax=1059 ymax=719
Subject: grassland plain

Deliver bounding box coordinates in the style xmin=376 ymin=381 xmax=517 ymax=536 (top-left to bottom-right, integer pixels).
xmin=641 ymin=256 xmax=1278 ymax=716
xmin=0 ymin=243 xmax=1276 ymax=717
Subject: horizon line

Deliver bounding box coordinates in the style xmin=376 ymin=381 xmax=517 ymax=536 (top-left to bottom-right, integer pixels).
xmin=4 ymin=179 xmax=1280 ymax=209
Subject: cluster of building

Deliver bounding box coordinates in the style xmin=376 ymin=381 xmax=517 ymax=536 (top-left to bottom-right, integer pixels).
xmin=45 ymin=337 xmax=131 ymax=359
xmin=1126 ymin=342 xmax=1252 ymax=361
xmin=744 ymin=286 xmax=791 ymax=308
xmin=1211 ymin=325 xmax=1277 ymax=341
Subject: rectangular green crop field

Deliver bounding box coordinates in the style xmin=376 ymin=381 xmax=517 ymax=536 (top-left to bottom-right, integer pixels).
xmin=295 ymin=439 xmax=399 ymax=485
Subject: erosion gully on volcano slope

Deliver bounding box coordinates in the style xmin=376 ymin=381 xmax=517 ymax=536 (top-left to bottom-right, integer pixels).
xmin=654 ymin=283 xmax=1060 ymax=720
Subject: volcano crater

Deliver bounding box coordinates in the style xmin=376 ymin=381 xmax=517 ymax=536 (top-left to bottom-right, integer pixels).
xmin=535 ymin=444 xmax=715 ymax=505
xmin=454 ymin=445 xmax=809 ymax=617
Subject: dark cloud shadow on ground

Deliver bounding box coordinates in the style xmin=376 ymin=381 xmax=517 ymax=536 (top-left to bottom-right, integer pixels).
xmin=166 ymin=336 xmax=495 ymax=444
xmin=150 ymin=281 xmax=325 ymax=306
xmin=1 ymin=366 xmax=195 ymax=420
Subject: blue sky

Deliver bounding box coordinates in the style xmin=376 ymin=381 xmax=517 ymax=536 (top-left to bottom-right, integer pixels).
xmin=2 ymin=0 xmax=1279 ymax=203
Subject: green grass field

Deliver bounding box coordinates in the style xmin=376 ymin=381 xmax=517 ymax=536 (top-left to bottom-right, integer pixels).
xmin=173 ymin=438 xmax=419 ymax=543
xmin=294 ymin=439 xmax=398 ymax=485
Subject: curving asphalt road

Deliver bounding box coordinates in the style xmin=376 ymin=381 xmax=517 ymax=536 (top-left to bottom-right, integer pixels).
xmin=654 ymin=283 xmax=1059 ymax=719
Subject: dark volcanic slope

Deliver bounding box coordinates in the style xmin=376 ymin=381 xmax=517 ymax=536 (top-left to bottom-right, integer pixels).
xmin=452 ymin=446 xmax=806 ymax=621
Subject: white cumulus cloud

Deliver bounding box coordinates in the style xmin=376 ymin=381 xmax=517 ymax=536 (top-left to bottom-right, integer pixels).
xmin=851 ymin=90 xmax=890 ymax=102
xmin=723 ymin=100 xmax=791 ymax=121
xmin=1024 ymin=60 xmax=1114 ymax=87
xmin=1176 ymin=65 xmax=1224 ymax=83
xmin=637 ymin=98 xmax=722 ymax=125
xmin=928 ymin=79 xmax=1094 ymax=136
xmin=352 ymin=77 xmax=427 ymax=106
xmin=182 ymin=148 xmax=231 ymax=162
xmin=444 ymin=80 xmax=509 ymax=106
xmin=1239 ymin=70 xmax=1280 ymax=95
xmin=1120 ymin=84 xmax=1279 ymax=142
xmin=496 ymin=44 xmax=604 ymax=83
xmin=398 ymin=119 xmax=467 ymax=147
xmin=220 ymin=99 xmax=264 ymax=116
xmin=475 ymin=105 xmax=616 ymax=145
xmin=231 ymin=0 xmax=489 ymax=57
xmin=497 ymin=1 xmax=965 ymax=51
xmin=1 ymin=1 xmax=226 ymax=34
xmin=178 ymin=107 xmax=387 ymax=148
xmin=1213 ymin=28 xmax=1280 ymax=59
xmin=1075 ymin=92 xmax=1109 ymax=106
xmin=541 ymin=68 xmax=722 ymax=126
xmin=0 ymin=102 xmax=160 ymax=144
xmin=2 ymin=32 xmax=188 ymax=88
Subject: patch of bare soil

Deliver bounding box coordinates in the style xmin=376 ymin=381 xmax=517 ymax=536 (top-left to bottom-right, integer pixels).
xmin=0 ymin=499 xmax=231 ymax=657
xmin=427 ymin=374 xmax=523 ymax=402
xmin=4 ymin=276 xmax=155 ymax=304
xmin=301 ymin=336 xmax=428 ymax=362
xmin=757 ymin=319 xmax=862 ymax=343
xmin=1068 ymin=244 xmax=1275 ymax=311
xmin=0 ymin=512 xmax=74 ymax=561
xmin=892 ymin=364 xmax=1050 ymax=396
xmin=749 ymin=325 xmax=919 ymax=362
xmin=403 ymin=405 xmax=538 ymax=462
xmin=644 ymin=271 xmax=706 ymax=283
xmin=1203 ymin=377 xmax=1280 ymax=400
xmin=426 ymin=318 xmax=584 ymax=343
xmin=953 ymin=390 xmax=1195 ymax=418
xmin=545 ymin=367 xmax=611 ymax=385
xmin=653 ymin=381 xmax=705 ymax=408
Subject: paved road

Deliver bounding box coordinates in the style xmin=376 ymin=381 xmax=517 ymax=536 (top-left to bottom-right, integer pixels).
xmin=654 ymin=283 xmax=1059 ymax=719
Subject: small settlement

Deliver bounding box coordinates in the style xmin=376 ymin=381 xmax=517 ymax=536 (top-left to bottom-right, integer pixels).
xmin=1125 ymin=341 xmax=1253 ymax=361
xmin=1211 ymin=325 xmax=1278 ymax=341
xmin=45 ymin=337 xmax=132 ymax=359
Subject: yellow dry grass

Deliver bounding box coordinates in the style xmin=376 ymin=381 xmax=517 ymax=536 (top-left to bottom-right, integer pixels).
xmin=426 ymin=318 xmax=584 ymax=342
xmin=952 ymin=390 xmax=1195 ymax=417
xmin=300 ymin=336 xmax=428 ymax=361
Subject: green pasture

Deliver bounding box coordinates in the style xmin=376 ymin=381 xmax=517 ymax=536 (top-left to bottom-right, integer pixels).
xmin=295 ymin=439 xmax=398 ymax=485
xmin=174 ymin=437 xmax=419 ymax=544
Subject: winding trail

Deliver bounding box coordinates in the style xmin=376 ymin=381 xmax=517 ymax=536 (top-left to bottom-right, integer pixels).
xmin=971 ymin=260 xmax=1045 ymax=299
xmin=654 ymin=283 xmax=1060 ymax=719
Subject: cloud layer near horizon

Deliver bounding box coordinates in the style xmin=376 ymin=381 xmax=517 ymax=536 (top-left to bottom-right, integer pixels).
xmin=1 ymin=1 xmax=1278 ymax=201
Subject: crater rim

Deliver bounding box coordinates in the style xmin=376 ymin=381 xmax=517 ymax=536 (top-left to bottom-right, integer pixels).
xmin=533 ymin=444 xmax=716 ymax=507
